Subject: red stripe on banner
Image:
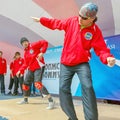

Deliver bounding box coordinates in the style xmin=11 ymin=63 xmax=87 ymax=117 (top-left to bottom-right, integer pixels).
xmin=32 ymin=0 xmax=79 ymax=19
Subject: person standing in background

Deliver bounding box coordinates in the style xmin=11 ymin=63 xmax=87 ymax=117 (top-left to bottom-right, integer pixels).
xmin=7 ymin=57 xmax=15 ymax=95
xmin=12 ymin=52 xmax=24 ymax=95
xmin=0 ymin=51 xmax=7 ymax=95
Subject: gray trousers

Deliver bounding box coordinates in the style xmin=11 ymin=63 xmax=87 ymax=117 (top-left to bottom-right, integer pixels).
xmin=23 ymin=67 xmax=49 ymax=96
xmin=59 ymin=63 xmax=98 ymax=120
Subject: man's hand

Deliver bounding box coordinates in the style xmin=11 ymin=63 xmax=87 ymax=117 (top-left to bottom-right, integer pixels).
xmin=107 ymin=57 xmax=116 ymax=67
xmin=31 ymin=16 xmax=40 ymax=22
xmin=16 ymin=71 xmax=20 ymax=77
xmin=16 ymin=71 xmax=23 ymax=77
xmin=37 ymin=53 xmax=44 ymax=61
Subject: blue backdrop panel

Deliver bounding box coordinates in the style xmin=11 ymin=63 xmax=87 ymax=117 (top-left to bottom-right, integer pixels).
xmin=43 ymin=35 xmax=120 ymax=101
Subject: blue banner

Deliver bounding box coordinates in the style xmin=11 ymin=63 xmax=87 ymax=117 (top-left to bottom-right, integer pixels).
xmin=43 ymin=35 xmax=120 ymax=101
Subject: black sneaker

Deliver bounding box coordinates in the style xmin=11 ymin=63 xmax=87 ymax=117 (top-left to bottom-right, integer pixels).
xmin=7 ymin=91 xmax=12 ymax=95
xmin=68 ymin=118 xmax=78 ymax=120
xmin=12 ymin=93 xmax=18 ymax=96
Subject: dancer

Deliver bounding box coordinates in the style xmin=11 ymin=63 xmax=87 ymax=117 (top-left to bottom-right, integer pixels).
xmin=32 ymin=2 xmax=115 ymax=120
xmin=17 ymin=37 xmax=55 ymax=110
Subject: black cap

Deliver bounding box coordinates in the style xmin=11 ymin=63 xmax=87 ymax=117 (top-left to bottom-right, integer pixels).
xmin=20 ymin=37 xmax=29 ymax=45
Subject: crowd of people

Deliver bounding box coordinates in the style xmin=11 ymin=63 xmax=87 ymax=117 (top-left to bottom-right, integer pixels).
xmin=0 ymin=51 xmax=39 ymax=96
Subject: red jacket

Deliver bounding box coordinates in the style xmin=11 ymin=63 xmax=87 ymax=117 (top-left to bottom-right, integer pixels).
xmin=19 ymin=40 xmax=48 ymax=73
xmin=12 ymin=57 xmax=24 ymax=76
xmin=40 ymin=16 xmax=113 ymax=66
xmin=0 ymin=57 xmax=7 ymax=74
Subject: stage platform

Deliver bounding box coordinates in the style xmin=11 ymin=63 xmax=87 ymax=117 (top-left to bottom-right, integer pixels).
xmin=0 ymin=95 xmax=120 ymax=120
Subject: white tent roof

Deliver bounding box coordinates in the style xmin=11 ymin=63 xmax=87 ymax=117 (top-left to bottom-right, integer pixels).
xmin=0 ymin=0 xmax=120 ymax=49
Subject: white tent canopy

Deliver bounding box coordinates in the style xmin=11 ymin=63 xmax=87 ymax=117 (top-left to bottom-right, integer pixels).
xmin=0 ymin=0 xmax=120 ymax=64
xmin=0 ymin=0 xmax=120 ymax=48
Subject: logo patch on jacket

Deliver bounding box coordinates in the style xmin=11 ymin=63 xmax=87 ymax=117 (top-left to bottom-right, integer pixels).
xmin=30 ymin=49 xmax=34 ymax=54
xmin=84 ymin=32 xmax=93 ymax=40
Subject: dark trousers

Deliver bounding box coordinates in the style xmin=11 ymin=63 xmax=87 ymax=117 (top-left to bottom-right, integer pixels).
xmin=13 ymin=76 xmax=24 ymax=94
xmin=59 ymin=63 xmax=98 ymax=120
xmin=23 ymin=67 xmax=49 ymax=97
xmin=0 ymin=74 xmax=5 ymax=94
xmin=8 ymin=76 xmax=14 ymax=90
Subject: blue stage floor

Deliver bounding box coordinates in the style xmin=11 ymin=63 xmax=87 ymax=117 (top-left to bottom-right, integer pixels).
xmin=0 ymin=95 xmax=22 ymax=100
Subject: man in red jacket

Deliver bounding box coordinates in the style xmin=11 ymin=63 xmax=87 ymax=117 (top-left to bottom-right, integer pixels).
xmin=0 ymin=51 xmax=7 ymax=95
xmin=17 ymin=37 xmax=55 ymax=110
xmin=12 ymin=52 xmax=24 ymax=95
xmin=32 ymin=2 xmax=116 ymax=120
xmin=7 ymin=57 xmax=15 ymax=95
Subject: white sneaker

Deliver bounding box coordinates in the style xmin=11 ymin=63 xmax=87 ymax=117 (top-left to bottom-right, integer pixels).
xmin=46 ymin=101 xmax=55 ymax=110
xmin=17 ymin=100 xmax=28 ymax=105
